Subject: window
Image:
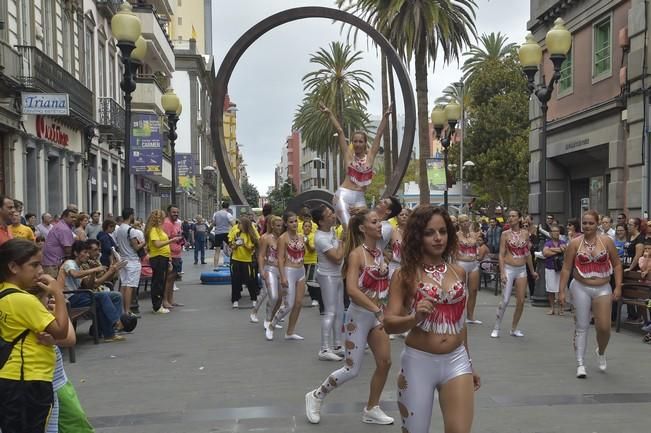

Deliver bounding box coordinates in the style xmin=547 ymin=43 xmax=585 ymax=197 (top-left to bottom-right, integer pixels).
xmin=42 ymin=0 xmax=54 ymax=56
xmin=62 ymin=11 xmax=73 ymax=72
xmin=108 ymin=46 xmax=117 ymax=101
xmin=84 ymin=26 xmax=94 ymax=91
xmin=558 ymin=47 xmax=572 ymax=93
xmin=593 ymin=17 xmax=611 ymax=78
xmin=178 ymin=17 xmax=183 ymax=26
xmin=98 ymin=39 xmax=107 ymax=96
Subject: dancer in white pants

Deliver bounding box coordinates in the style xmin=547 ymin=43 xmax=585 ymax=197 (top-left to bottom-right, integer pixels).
xmin=267 ymin=212 xmax=305 ymax=341
xmin=558 ymin=209 xmax=622 ymax=378
xmin=253 ymin=215 xmax=284 ymax=326
xmin=312 ymin=206 xmax=346 ymax=361
xmin=491 ymin=209 xmax=538 ymax=338
xmin=385 ymin=205 xmax=480 ymax=433
xmin=305 ymin=209 xmax=394 ymax=425
xmin=456 ymin=214 xmax=482 ymax=324
xmin=320 ymin=102 xmax=390 ymax=228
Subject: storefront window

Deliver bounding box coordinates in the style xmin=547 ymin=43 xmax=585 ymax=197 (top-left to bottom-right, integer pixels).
xmin=589 ymin=175 xmax=606 ymax=215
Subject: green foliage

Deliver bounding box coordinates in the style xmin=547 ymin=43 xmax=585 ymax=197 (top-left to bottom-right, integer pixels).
xmin=462 ymin=32 xmax=517 ymax=85
xmin=459 ymin=56 xmax=530 ymax=211
xmin=241 ymin=177 xmax=260 ymax=207
xmin=267 ymin=181 xmax=296 ymax=215
xmin=364 ymin=165 xmax=385 ymax=205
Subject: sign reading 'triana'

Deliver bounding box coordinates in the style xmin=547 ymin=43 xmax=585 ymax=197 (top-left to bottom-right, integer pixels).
xmin=21 ymin=92 xmax=70 ymax=115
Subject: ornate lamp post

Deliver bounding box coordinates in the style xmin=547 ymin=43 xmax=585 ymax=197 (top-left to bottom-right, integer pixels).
xmin=162 ymin=89 xmax=181 ymax=204
xmin=519 ymin=18 xmax=572 ymax=222
xmin=111 ymin=2 xmax=143 ymax=209
xmin=431 ymin=101 xmax=461 ymax=209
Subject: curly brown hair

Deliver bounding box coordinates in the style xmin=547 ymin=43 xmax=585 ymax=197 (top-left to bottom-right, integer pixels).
xmin=400 ymin=206 xmax=457 ymax=296
xmin=342 ymin=208 xmax=373 ymax=277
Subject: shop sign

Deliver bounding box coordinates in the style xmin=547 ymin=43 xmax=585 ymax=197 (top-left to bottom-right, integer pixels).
xmin=130 ymin=113 xmax=162 ymax=175
xmin=36 ymin=115 xmax=69 ymax=147
xmin=22 ymin=92 xmax=70 ymax=115
xmin=176 ymin=153 xmax=195 ymax=193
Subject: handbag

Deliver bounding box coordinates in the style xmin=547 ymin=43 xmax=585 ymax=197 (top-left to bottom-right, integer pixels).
xmin=552 ymin=254 xmax=564 ymax=272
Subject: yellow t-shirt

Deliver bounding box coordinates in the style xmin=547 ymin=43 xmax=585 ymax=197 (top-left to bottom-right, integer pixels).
xmin=9 ymin=224 xmax=35 ymax=241
xmin=0 ymin=284 xmax=55 ymax=382
xmin=335 ymin=224 xmax=344 ymax=240
xmin=228 ymin=227 xmax=257 ymax=263
xmin=297 ymin=217 xmax=305 ymax=236
xmin=304 ymin=232 xmax=317 ymax=265
xmin=388 ymin=217 xmax=398 ymax=229
xmin=148 ymin=227 xmax=171 ymax=258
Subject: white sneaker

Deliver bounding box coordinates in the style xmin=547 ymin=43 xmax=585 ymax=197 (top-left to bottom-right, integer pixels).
xmin=318 ymin=349 xmax=343 ymax=361
xmin=510 ymin=329 xmax=524 ymax=337
xmin=362 ymin=405 xmax=394 ymax=425
xmin=232 ymin=301 xmax=239 ymax=309
xmin=252 ymin=300 xmax=257 ymax=309
xmin=285 ymin=333 xmax=304 ymax=340
xmin=466 ymin=319 xmax=483 ymax=324
xmin=275 ymin=323 xmax=283 ymax=329
xmin=311 ymin=300 xmax=319 ymax=307
xmin=576 ymin=365 xmax=587 ymax=378
xmin=249 ymin=313 xmax=259 ymax=323
xmin=596 ymin=348 xmax=607 ymax=372
xmin=173 ymin=284 xmax=180 ymax=292
xmin=332 ymin=346 xmax=345 ymax=357
xmin=265 ymin=326 xmax=274 ymax=341
xmin=153 ymin=307 xmax=170 ymax=314
xmin=263 ymin=320 xmax=270 ymax=329
xmin=490 ymin=329 xmax=500 ymax=338
xmin=305 ymin=390 xmax=322 ymax=424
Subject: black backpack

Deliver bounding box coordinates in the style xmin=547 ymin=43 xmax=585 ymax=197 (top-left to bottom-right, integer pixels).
xmin=127 ymin=227 xmax=146 ymax=259
xmin=0 ymin=289 xmax=29 ymax=370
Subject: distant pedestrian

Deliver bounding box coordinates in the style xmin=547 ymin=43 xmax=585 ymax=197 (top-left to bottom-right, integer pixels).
xmin=542 ymin=225 xmax=566 ymax=315
xmin=192 ymin=215 xmax=209 ymax=265
xmin=96 ymin=219 xmax=117 ymax=267
xmin=74 ymin=213 xmax=89 ymax=241
xmin=42 ymin=208 xmax=77 ymax=277
xmin=162 ymin=205 xmax=184 ymax=309
xmin=212 ymin=201 xmax=235 ymax=267
xmin=36 ymin=212 xmax=54 ymax=239
xmin=0 ymin=195 xmax=15 ymax=246
xmin=9 ymin=210 xmax=35 ymax=241
xmin=116 ymin=208 xmax=145 ymax=316
xmin=145 ymin=209 xmax=180 ymax=314
xmin=85 ymin=211 xmax=102 ymax=240
xmin=485 ymin=217 xmax=501 ymax=254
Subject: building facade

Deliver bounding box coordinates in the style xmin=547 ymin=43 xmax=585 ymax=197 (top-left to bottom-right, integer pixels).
xmin=527 ymin=0 xmax=649 ymax=220
xmin=0 ymin=0 xmax=176 ymax=219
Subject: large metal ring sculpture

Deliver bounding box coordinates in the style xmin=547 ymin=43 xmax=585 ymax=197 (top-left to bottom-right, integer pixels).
xmin=212 ymin=6 xmax=416 ymax=205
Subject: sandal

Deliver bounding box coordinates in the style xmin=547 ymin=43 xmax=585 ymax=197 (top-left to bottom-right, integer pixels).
xmin=643 ymin=333 xmax=651 ymax=343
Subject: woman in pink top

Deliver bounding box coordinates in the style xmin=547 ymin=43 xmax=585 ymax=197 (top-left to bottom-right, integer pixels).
xmin=320 ymin=103 xmax=391 ymax=228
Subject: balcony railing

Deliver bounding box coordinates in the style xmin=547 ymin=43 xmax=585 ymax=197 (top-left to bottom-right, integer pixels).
xmin=0 ymin=41 xmax=21 ymax=87
xmin=95 ymin=0 xmax=122 ymax=18
xmin=97 ymin=97 xmax=125 ymax=135
xmin=132 ymin=4 xmax=174 ymax=49
xmin=136 ymin=73 xmax=167 ymax=93
xmin=15 ymin=45 xmax=94 ymax=125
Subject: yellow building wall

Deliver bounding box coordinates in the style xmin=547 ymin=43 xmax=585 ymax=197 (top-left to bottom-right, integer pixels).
xmin=170 ymin=0 xmax=205 ymax=53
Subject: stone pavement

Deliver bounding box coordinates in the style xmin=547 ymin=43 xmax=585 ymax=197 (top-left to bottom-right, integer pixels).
xmin=64 ymin=251 xmax=651 ymax=433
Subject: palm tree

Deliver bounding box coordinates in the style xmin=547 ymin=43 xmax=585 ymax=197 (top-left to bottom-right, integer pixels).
xmin=462 ymin=32 xmax=517 ymax=84
xmin=293 ymin=42 xmax=373 ymax=186
xmin=338 ymin=0 xmax=477 ymax=205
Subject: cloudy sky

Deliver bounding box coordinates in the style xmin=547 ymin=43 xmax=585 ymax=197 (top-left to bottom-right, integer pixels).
xmin=207 ymin=0 xmax=530 ymax=195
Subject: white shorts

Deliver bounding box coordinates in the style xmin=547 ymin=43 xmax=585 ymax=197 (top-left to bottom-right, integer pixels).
xmin=119 ymin=261 xmax=142 ymax=288
xmin=544 ymin=268 xmax=560 ymax=293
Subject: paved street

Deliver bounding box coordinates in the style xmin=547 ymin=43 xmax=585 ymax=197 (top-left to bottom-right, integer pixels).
xmin=65 ymin=251 xmax=651 ymax=433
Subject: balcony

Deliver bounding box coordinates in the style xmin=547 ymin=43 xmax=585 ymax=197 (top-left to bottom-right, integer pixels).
xmin=0 ymin=41 xmax=21 ymax=88
xmin=133 ymin=5 xmax=175 ymax=76
xmin=95 ymin=0 xmax=122 ymax=18
xmin=97 ymin=97 xmax=125 ymax=137
xmin=15 ymin=45 xmax=94 ymax=126
xmin=132 ymin=74 xmax=165 ymax=113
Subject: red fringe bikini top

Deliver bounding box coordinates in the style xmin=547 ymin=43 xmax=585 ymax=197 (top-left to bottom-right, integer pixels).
xmin=391 ymin=239 xmax=402 ymax=263
xmin=411 ymin=263 xmax=466 ymax=334
xmin=286 ymin=236 xmax=305 ymax=265
xmin=574 ymin=236 xmax=613 ymax=279
xmin=347 ymin=155 xmax=373 ymax=187
xmin=458 ymin=236 xmax=478 ymax=258
xmin=506 ymin=230 xmax=530 ymax=259
xmin=357 ymin=244 xmax=389 ymax=308
xmin=266 ymin=243 xmax=278 ymax=266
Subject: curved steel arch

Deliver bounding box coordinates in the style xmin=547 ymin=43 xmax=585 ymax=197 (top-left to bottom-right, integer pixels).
xmin=286 ymin=189 xmax=335 ymax=214
xmin=211 ymin=6 xmax=416 ymax=205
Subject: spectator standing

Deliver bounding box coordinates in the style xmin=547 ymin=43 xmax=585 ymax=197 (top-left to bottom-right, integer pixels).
xmin=145 ymin=209 xmax=179 ymax=314
xmin=25 ymin=213 xmax=37 ymax=232
xmin=542 ymin=225 xmax=567 ymax=315
xmin=13 ymin=199 xmax=27 ymax=224
xmin=191 ymin=215 xmax=209 ymax=265
xmin=212 ymin=201 xmax=235 ymax=266
xmin=74 ymin=213 xmax=89 ymax=241
xmin=36 ymin=212 xmax=54 ymax=239
xmin=85 ymin=211 xmax=102 ymax=240
xmin=96 ymin=219 xmax=118 ymax=267
xmin=0 ymin=195 xmax=14 ymax=246
xmin=162 ymin=205 xmax=184 ymax=309
xmin=601 ymin=216 xmax=615 ymax=239
xmin=116 ymin=208 xmax=145 ymax=316
xmin=9 ymin=210 xmax=35 ymax=241
xmin=625 ymin=218 xmax=645 ymax=271
xmin=257 ymin=203 xmax=272 ymax=234
xmin=42 ymin=208 xmax=77 ymax=277
xmin=614 ymin=224 xmax=628 ymax=259
xmin=616 ymin=213 xmax=627 ymax=227
xmin=486 ymin=217 xmax=502 ymax=254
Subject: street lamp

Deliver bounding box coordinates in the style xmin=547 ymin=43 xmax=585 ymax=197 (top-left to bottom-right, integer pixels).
xmin=162 ymin=89 xmax=181 ymax=204
xmin=431 ymin=101 xmax=461 ymax=209
xmin=314 ymin=157 xmax=323 ymax=189
xmin=519 ymin=18 xmax=572 ymax=222
xmin=459 ymin=160 xmax=475 ymax=213
xmin=111 ymin=2 xmax=143 ymax=209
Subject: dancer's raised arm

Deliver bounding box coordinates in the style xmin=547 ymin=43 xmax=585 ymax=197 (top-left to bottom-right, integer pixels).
xmin=320 ymin=103 xmax=349 ymax=160
xmin=366 ymin=106 xmax=392 ymax=166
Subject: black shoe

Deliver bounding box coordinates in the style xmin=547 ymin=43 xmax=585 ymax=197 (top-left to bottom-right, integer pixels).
xmin=194 ymin=262 xmax=198 ymax=265
xmin=201 ymin=261 xmax=207 ymax=264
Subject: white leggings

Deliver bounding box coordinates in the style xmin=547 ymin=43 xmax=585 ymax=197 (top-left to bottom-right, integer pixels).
xmin=271 ymin=266 xmax=305 ymax=326
xmin=398 ymin=345 xmax=472 ymax=433
xmin=570 ymin=279 xmax=612 ymax=366
xmin=458 ymin=260 xmax=479 ymax=277
xmin=314 ymin=303 xmax=380 ymax=399
xmin=334 ymin=187 xmax=366 ymax=226
xmin=494 ymin=263 xmax=527 ymax=329
xmin=260 ymin=265 xmax=280 ymax=322
xmin=316 ymin=271 xmax=345 ymax=350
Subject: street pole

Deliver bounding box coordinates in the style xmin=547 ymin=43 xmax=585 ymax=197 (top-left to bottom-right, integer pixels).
xmin=443 ymin=146 xmax=449 ymax=209
xmin=458 ymin=82 xmax=465 ymax=214
xmin=316 ymin=159 xmax=322 ymax=189
xmin=118 ymin=42 xmax=136 ymax=209
xmin=167 ymin=112 xmax=179 ymax=205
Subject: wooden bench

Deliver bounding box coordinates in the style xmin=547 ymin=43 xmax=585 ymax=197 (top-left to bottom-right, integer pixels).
xmin=64 ymin=290 xmax=99 ymax=363
xmin=615 ymin=272 xmax=651 ymax=333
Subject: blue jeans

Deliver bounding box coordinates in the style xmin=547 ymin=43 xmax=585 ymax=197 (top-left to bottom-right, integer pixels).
xmin=69 ymin=291 xmax=123 ymax=338
xmin=194 ymin=236 xmax=206 ymax=263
